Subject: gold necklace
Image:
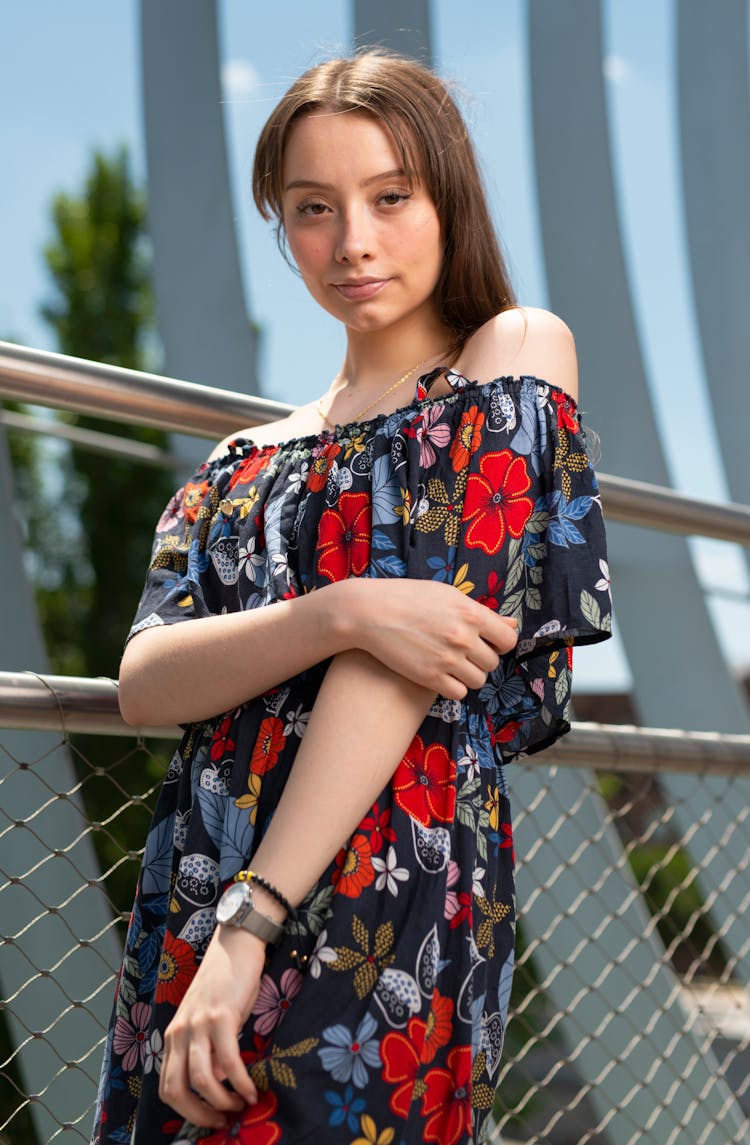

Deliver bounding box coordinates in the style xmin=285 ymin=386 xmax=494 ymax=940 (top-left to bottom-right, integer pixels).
xmin=316 ymin=355 xmax=434 ymax=431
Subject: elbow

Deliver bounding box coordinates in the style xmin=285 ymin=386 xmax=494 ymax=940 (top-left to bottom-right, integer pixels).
xmin=117 ymin=669 xmax=148 ymax=728
xmin=117 ymin=634 xmax=160 ymax=727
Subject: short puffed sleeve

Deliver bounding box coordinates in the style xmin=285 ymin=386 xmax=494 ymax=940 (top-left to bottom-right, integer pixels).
xmin=398 ymin=372 xmax=612 ymax=762
xmin=125 ymin=442 xmax=251 ymax=644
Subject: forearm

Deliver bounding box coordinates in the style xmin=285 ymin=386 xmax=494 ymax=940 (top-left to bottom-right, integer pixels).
xmin=247 ymin=649 xmax=437 ymax=913
xmin=118 ymin=581 xmax=361 ymax=727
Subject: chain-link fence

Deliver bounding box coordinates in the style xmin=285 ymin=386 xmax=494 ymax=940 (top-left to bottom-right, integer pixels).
xmin=2 ymin=722 xmax=750 ymax=1145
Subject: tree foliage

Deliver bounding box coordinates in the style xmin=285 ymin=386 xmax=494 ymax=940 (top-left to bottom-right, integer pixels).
xmin=39 ymin=144 xmax=176 ymax=676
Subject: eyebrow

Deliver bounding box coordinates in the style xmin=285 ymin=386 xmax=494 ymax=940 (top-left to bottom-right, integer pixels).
xmin=284 ymin=168 xmax=407 ymax=192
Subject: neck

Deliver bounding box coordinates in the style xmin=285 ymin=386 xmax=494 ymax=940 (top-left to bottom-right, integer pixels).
xmin=336 ymin=315 xmax=455 ymax=391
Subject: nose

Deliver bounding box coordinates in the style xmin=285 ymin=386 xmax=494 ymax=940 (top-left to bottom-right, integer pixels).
xmin=334 ymin=205 xmax=373 ymax=264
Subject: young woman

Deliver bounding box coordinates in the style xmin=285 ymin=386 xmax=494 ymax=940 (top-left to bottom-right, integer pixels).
xmin=91 ymin=50 xmax=612 ymax=1145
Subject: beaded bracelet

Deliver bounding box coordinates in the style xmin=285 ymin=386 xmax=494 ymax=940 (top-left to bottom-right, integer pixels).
xmin=233 ymin=868 xmax=297 ymax=922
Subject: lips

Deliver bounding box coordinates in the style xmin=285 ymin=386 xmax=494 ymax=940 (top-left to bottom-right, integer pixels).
xmin=332 ymin=278 xmax=391 ymax=301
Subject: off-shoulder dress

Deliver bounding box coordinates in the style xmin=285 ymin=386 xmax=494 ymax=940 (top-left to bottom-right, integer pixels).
xmin=91 ymin=366 xmax=612 ymax=1145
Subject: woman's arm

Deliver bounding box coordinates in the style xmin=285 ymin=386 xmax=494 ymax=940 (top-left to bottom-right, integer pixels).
xmin=119 ymin=576 xmax=519 ymax=726
xmin=157 ymin=641 xmax=514 ymax=1130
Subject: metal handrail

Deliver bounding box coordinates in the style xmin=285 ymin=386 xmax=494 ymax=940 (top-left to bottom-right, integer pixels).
xmin=2 ymin=671 xmax=750 ymax=774
xmin=2 ymin=340 xmax=750 ymax=545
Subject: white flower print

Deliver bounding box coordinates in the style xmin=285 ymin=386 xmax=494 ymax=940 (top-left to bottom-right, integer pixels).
xmin=372 ymin=845 xmax=409 ymax=896
xmin=143 ymin=1028 xmax=163 ymax=1075
xmin=472 ymin=865 xmax=486 ymax=898
xmin=458 ymin=743 xmax=480 ymax=782
xmin=308 ymin=928 xmax=338 ymax=979
xmin=238 ymin=535 xmax=265 ymax=583
xmin=286 ymin=462 xmax=309 ymax=494
xmin=284 ymin=703 xmax=310 ymax=739
xmin=595 ymin=558 xmax=611 ymax=599
xmin=271 ymin=550 xmax=291 ymax=585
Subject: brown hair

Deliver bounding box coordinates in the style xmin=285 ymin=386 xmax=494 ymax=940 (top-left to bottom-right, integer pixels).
xmin=252 ymin=49 xmax=518 ymax=349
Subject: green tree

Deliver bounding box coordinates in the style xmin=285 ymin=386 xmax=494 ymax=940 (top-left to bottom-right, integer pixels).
xmin=40 ymin=143 xmax=176 ymax=676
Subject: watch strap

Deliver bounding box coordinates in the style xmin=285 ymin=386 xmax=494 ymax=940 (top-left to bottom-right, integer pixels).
xmin=236 ymin=904 xmax=284 ymax=945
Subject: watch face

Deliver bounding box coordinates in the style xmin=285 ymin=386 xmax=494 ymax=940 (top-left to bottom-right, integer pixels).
xmin=216 ymin=882 xmax=249 ymax=924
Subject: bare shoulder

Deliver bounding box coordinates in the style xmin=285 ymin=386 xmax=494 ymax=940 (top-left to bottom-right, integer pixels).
xmin=205 ymin=402 xmax=321 ymax=463
xmin=456 ymin=305 xmax=579 ymax=402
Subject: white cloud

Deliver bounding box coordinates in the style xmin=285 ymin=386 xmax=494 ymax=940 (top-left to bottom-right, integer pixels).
xmin=222 ymin=59 xmax=261 ymax=99
xmin=603 ymin=53 xmax=630 ymax=84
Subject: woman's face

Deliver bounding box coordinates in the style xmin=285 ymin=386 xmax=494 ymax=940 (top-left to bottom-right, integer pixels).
xmin=281 ymin=110 xmax=444 ymax=339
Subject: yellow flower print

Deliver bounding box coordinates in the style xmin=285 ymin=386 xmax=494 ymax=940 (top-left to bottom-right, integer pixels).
xmin=553 ymin=427 xmax=589 ymax=501
xmin=351 ymin=1113 xmax=395 ymax=1145
xmin=344 ymin=433 xmax=368 ymax=460
xmin=484 ymin=785 xmax=500 ymax=831
xmin=235 ymin=772 xmax=262 ymax=824
xmin=452 ymin=562 xmax=475 ymax=596
xmin=393 ymin=487 xmax=411 ymax=525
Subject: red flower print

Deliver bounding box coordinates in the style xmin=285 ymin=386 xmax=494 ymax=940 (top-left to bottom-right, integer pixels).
xmin=462 ymin=449 xmax=533 ymax=555
xmin=307 ymin=441 xmax=341 ymax=493
xmin=182 ymin=478 xmax=210 ymax=524
xmin=250 ymin=716 xmax=286 ymax=776
xmin=566 ymin=644 xmax=574 ymax=670
xmin=422 ymin=1044 xmax=473 ymax=1145
xmin=449 ymin=405 xmax=485 ymax=472
xmin=251 ymin=967 xmax=302 ymax=1036
xmin=381 ymin=1017 xmax=427 ymax=1117
xmin=316 ymin=492 xmax=372 ymax=582
xmin=393 ymin=736 xmax=456 ymax=828
xmin=228 ymin=448 xmax=278 ymax=491
xmin=488 ymin=715 xmax=521 ymax=746
xmin=112 ymin=1000 xmax=152 ymax=1071
xmin=477 ymin=570 xmax=504 ymax=611
xmin=421 ymin=991 xmax=454 ymax=1063
xmin=201 ymin=1086 xmax=282 ymax=1145
xmin=360 ymin=802 xmax=396 ymax=855
xmin=154 ymin=930 xmax=197 ymax=1007
xmin=551 ymin=388 xmax=580 ymax=434
xmin=498 ymin=820 xmax=515 ymax=865
xmin=332 ymin=833 xmax=375 ymax=898
xmin=210 ymin=714 xmax=236 ymax=761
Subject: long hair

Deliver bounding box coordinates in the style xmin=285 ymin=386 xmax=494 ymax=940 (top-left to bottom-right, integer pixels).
xmin=252 ymin=50 xmax=518 ymax=349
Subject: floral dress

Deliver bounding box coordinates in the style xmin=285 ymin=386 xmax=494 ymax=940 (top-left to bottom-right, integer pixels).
xmin=91 ymin=367 xmax=611 ymax=1145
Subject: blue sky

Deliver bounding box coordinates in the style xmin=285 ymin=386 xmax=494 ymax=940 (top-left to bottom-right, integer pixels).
xmin=2 ymin=0 xmax=749 ymax=690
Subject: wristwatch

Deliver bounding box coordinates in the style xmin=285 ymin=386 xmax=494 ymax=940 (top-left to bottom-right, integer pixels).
xmin=215 ymin=881 xmax=285 ymax=945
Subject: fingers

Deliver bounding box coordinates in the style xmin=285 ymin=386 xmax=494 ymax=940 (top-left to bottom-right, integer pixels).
xmin=212 ymin=1025 xmax=259 ymax=1107
xmin=160 ymin=1024 xmax=251 ymax=1131
xmin=188 ymin=1037 xmax=248 ymax=1114
xmin=160 ymin=1035 xmax=227 ymax=1131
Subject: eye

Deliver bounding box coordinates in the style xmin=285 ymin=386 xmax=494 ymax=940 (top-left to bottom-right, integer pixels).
xmin=297 ymin=200 xmax=330 ymax=216
xmin=378 ymin=190 xmax=412 ymax=207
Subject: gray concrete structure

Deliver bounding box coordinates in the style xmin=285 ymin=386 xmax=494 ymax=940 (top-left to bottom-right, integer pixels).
xmin=678 ymin=1 xmax=750 ymax=528
xmin=353 ymin=0 xmax=432 ymax=64
xmin=139 ymin=0 xmax=259 ymax=403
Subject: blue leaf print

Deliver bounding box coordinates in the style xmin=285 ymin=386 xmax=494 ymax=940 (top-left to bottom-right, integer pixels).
xmin=497 ymin=946 xmax=515 ymax=1023
xmin=509 ymin=382 xmax=545 ymax=474
xmin=372 ymin=553 xmax=407 ymax=578
xmin=547 ymin=492 xmax=591 ymax=547
xmin=371 ymin=527 xmax=397 ymax=552
xmin=219 ymin=802 xmax=256 ymax=882
xmin=197 ymin=786 xmax=226 ymax=850
xmin=187 ymin=538 xmax=210 ymax=582
xmin=371 ymin=453 xmax=401 ymax=527
xmin=141 ymin=813 xmax=175 ymax=895
xmin=467 ymin=712 xmax=495 ymax=770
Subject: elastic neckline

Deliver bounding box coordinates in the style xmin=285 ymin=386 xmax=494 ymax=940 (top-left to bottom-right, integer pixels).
xmin=210 ymin=371 xmax=578 ymax=464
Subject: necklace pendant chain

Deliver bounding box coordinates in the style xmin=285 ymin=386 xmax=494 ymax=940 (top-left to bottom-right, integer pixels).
xmin=317 ymin=354 xmax=437 ymax=432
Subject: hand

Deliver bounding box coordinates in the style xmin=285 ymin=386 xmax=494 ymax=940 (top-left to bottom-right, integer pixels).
xmin=158 ymin=926 xmax=267 ymax=1131
xmin=342 ymin=578 xmax=519 ymax=700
